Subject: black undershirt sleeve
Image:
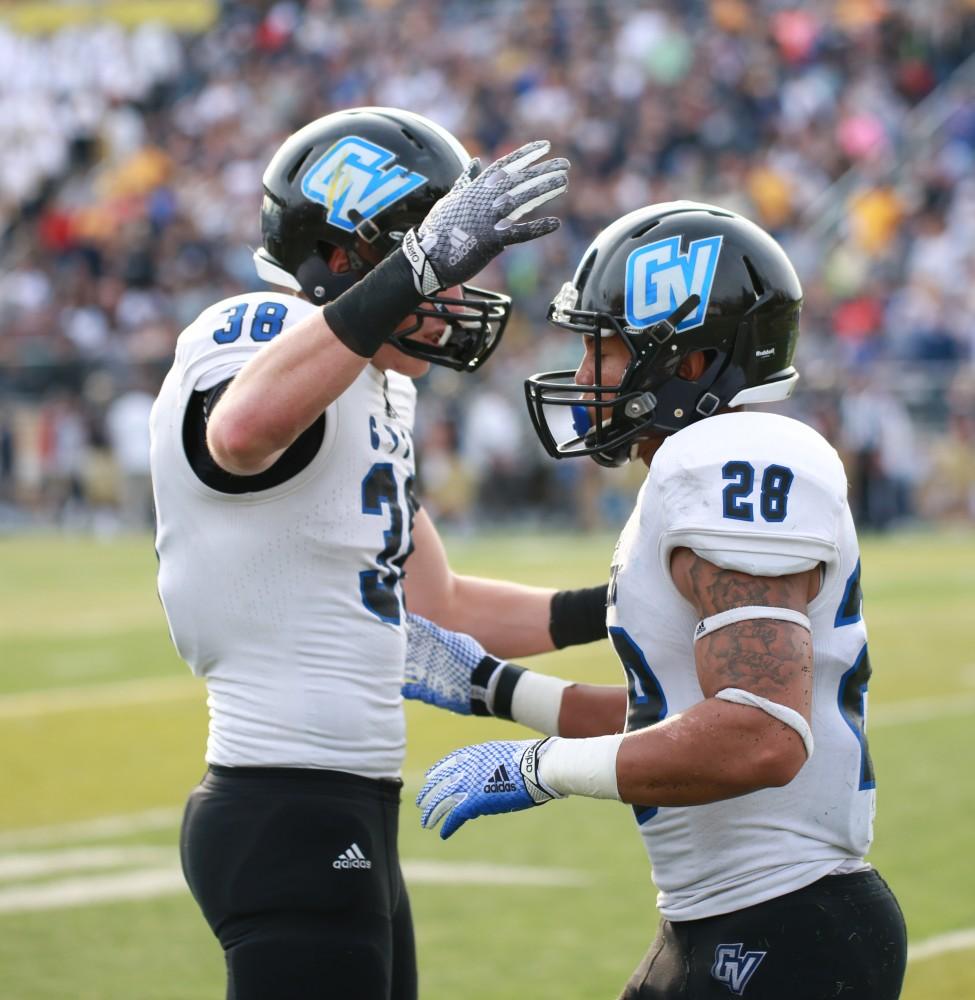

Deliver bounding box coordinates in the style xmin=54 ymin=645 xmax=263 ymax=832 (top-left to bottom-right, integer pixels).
xmin=182 ymin=379 xmax=326 ymax=494
xmin=549 ymin=584 xmax=609 ymax=648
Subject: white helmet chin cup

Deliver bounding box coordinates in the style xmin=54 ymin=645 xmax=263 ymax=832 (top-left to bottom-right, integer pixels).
xmin=252 ymin=248 xmax=302 ymax=291
xmin=727 ymin=370 xmax=799 ymax=406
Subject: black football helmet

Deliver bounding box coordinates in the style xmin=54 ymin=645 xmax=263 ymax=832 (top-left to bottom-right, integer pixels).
xmin=254 ymin=106 xmax=511 ymax=371
xmin=525 ymin=201 xmax=803 ymax=466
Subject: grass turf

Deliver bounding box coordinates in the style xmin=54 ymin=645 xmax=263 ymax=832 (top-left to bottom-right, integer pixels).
xmin=0 ymin=530 xmax=973 ymax=999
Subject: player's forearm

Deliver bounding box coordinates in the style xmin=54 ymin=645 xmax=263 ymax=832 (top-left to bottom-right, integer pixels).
xmin=429 ymin=574 xmax=609 ymax=661
xmin=537 ymin=697 xmax=807 ymax=807
xmin=443 ymin=574 xmax=558 ymax=658
xmin=557 ymin=683 xmax=627 ymax=737
xmin=405 ymin=508 xmax=607 ymax=660
xmin=614 ymin=698 xmax=807 ymax=805
xmin=208 ymin=312 xmax=367 ymax=473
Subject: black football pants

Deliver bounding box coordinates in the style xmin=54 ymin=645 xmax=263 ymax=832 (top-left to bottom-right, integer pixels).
xmin=180 ymin=765 xmax=416 ymax=1000
xmin=620 ymin=868 xmax=906 ymax=999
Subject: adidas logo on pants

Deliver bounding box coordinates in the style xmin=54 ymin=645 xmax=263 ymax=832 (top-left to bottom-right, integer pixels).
xmin=332 ymin=842 xmax=372 ymax=869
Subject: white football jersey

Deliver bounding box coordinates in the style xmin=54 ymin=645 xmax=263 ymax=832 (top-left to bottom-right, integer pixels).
xmin=150 ymin=291 xmax=417 ymax=778
xmin=606 ymin=411 xmax=874 ymax=920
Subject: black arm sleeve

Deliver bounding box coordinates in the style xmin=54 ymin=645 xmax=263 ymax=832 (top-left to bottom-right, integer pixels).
xmin=322 ymin=250 xmax=421 ymax=357
xmin=549 ymin=584 xmax=609 ymax=649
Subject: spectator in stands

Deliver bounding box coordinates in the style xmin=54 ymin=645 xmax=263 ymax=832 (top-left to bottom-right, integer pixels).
xmin=104 ymin=372 xmax=156 ymax=531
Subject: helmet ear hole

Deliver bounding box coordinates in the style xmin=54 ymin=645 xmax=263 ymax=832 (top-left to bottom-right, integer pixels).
xmin=678 ymin=350 xmax=715 ymax=381
xmin=325 ymin=246 xmax=351 ymax=273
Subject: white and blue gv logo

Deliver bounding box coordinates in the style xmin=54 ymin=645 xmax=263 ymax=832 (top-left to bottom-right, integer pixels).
xmin=624 ymin=234 xmax=723 ymax=332
xmin=711 ymin=943 xmax=766 ymax=996
xmin=301 ymin=137 xmax=428 ymax=233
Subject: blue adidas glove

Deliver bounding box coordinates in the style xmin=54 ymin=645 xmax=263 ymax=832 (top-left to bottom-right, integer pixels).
xmin=417 ymin=737 xmax=562 ymax=840
xmin=403 ymin=613 xmax=523 ymax=717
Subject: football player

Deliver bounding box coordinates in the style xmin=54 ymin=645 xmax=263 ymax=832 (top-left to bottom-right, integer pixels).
xmin=150 ymin=108 xmax=607 ymax=1000
xmin=404 ymin=203 xmax=908 ymax=999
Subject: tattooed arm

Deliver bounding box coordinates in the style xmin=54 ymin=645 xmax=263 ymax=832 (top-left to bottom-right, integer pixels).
xmin=612 ymin=547 xmax=819 ymax=808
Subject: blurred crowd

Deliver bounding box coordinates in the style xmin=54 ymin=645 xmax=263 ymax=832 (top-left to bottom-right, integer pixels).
xmin=1 ymin=0 xmax=974 ymax=533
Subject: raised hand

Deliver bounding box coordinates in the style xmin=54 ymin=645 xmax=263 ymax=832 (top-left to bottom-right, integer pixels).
xmin=401 ymin=140 xmax=569 ymax=295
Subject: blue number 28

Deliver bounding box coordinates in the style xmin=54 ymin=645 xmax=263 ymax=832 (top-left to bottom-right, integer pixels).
xmin=722 ymin=461 xmax=794 ymax=523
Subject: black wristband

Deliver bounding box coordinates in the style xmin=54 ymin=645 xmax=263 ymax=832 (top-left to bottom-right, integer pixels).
xmin=470 ymin=656 xmax=526 ymax=720
xmin=322 ymin=249 xmax=422 ymax=358
xmin=491 ymin=663 xmax=527 ymax=721
xmin=549 ymin=584 xmax=608 ymax=649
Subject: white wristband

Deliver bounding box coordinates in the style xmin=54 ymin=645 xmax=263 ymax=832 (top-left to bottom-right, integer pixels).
xmin=536 ymin=734 xmax=623 ymax=800
xmin=509 ymin=671 xmax=572 ymax=736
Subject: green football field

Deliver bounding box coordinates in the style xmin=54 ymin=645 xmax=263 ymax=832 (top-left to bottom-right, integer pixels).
xmin=1 ymin=530 xmax=974 ymax=999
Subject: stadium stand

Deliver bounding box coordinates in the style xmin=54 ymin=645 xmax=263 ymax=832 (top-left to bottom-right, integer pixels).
xmin=1 ymin=0 xmax=973 ymax=530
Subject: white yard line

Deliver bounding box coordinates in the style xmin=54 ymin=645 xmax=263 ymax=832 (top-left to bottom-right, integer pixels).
xmin=0 ymin=845 xmax=969 ymax=961
xmin=870 ymin=691 xmax=975 ymax=727
xmin=908 ymin=927 xmax=975 ymax=963
xmin=0 ymin=808 xmax=183 ymax=850
xmin=0 ymin=676 xmax=199 ymax=719
xmin=0 ymin=846 xmax=171 ymax=879
xmin=0 ymin=845 xmax=967 ymax=963
xmin=402 ymin=860 xmax=589 ymax=887
xmin=0 ymin=855 xmax=587 ymax=913
xmin=0 ymin=867 xmax=187 ymax=913
xmin=4 ymin=676 xmax=975 ymax=726
xmin=0 ymin=689 xmax=970 ymax=852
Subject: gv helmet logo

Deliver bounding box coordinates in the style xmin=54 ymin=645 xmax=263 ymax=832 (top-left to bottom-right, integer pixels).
xmin=301 ymin=136 xmax=428 ymax=233
xmin=624 ymin=234 xmax=723 ymax=332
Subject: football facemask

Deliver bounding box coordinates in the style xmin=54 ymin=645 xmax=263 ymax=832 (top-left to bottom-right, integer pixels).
xmin=525 ymin=291 xmax=707 ymax=467
xmin=388 ymin=283 xmax=511 ymax=372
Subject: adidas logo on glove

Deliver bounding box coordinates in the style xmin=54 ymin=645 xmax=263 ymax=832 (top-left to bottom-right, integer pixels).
xmin=483 ymin=764 xmax=518 ymax=793
xmin=447 ymin=226 xmax=477 ymax=266
xmin=333 ymin=843 xmax=372 ymax=870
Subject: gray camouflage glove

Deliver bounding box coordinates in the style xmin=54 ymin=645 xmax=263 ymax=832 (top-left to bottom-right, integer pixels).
xmin=400 ymin=140 xmax=568 ymax=295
